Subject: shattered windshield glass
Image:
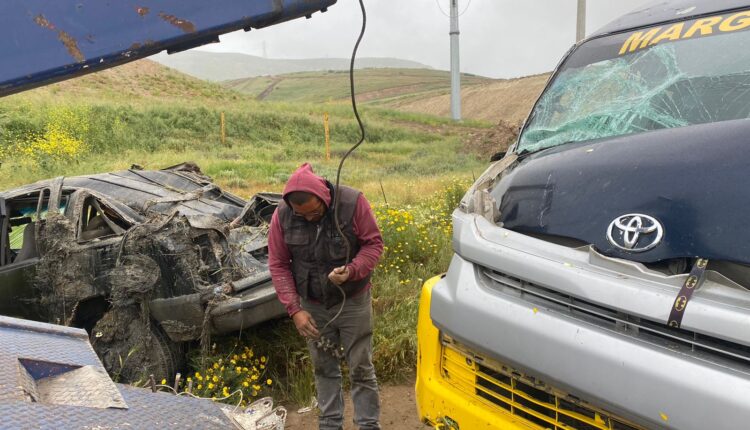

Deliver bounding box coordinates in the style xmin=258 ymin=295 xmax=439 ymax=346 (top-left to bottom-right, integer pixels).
xmin=518 ymin=19 xmax=750 ymax=153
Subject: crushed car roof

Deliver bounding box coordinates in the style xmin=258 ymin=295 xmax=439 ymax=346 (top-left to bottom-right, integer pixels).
xmin=0 ymin=164 xmax=245 ymax=223
xmin=593 ymin=0 xmax=750 ymax=37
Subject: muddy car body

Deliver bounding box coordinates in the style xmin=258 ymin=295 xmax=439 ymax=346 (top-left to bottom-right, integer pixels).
xmin=0 ymin=163 xmax=283 ymax=379
xmin=418 ymin=1 xmax=750 ymax=429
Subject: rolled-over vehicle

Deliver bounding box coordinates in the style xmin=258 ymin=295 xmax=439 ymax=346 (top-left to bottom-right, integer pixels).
xmin=417 ymin=1 xmax=750 ymax=429
xmin=0 ymin=163 xmax=284 ymax=380
xmin=0 ymin=0 xmax=338 ymax=383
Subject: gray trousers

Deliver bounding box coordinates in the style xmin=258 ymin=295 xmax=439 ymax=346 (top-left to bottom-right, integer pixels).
xmin=302 ymin=290 xmax=380 ymax=430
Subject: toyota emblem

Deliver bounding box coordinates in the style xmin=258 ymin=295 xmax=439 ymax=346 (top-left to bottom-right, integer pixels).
xmin=607 ymin=214 xmax=663 ymax=252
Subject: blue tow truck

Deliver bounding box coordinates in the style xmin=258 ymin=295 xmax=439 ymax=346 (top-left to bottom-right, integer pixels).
xmin=0 ymin=0 xmax=336 ymax=96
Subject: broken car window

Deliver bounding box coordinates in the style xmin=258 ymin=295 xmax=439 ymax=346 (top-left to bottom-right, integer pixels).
xmin=3 ymin=190 xmax=68 ymax=264
xmin=519 ymin=17 xmax=750 ymax=153
xmin=78 ymin=195 xmax=130 ymax=241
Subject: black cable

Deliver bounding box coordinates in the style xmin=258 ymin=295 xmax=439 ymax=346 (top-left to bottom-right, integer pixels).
xmin=319 ymin=0 xmax=367 ymax=335
xmin=333 ymin=0 xmax=367 ymax=265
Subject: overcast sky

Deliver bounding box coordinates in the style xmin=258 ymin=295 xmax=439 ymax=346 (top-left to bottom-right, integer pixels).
xmin=196 ymin=0 xmax=653 ymax=79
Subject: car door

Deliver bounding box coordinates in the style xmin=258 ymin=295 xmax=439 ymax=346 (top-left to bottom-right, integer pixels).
xmin=0 ymin=186 xmax=57 ymax=320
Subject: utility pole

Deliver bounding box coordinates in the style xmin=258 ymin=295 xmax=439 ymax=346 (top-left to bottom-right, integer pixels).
xmin=576 ymin=0 xmax=586 ymax=42
xmin=449 ymin=0 xmax=461 ymax=121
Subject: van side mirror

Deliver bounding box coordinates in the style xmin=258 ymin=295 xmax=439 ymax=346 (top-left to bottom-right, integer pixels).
xmin=490 ymin=151 xmax=506 ymax=162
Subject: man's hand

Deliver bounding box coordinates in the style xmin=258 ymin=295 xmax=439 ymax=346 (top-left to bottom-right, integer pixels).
xmin=328 ymin=266 xmax=350 ymax=286
xmin=292 ymin=310 xmax=320 ymax=339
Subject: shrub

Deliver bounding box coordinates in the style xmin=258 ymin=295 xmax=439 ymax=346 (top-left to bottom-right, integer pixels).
xmin=187 ymin=345 xmax=273 ymax=406
xmin=17 ymin=106 xmax=89 ymax=166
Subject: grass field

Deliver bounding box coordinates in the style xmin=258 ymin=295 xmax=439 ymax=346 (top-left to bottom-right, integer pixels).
xmin=223 ymin=68 xmax=492 ymax=104
xmin=223 ymin=67 xmax=549 ymax=126
xmin=0 ymin=60 xmax=495 ymax=405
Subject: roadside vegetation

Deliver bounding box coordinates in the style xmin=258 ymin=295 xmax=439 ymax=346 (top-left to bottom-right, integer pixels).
xmin=224 ymin=68 xmax=492 ymax=104
xmin=0 ymin=60 xmax=491 ymax=406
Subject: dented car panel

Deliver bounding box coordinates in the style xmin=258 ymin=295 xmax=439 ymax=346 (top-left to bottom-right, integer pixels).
xmin=0 ymin=163 xmax=283 ymax=351
xmin=492 ymin=120 xmax=750 ymax=266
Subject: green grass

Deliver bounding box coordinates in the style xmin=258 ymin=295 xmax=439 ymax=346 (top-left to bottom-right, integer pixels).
xmin=224 ymin=68 xmax=493 ymax=104
xmin=0 ymin=98 xmax=487 ymax=197
xmin=0 ymin=65 xmax=487 ymax=406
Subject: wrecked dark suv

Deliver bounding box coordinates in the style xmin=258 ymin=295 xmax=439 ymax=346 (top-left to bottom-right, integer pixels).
xmin=0 ymin=162 xmax=284 ymax=380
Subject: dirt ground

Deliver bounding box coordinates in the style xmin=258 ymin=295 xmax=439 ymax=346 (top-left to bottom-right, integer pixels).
xmin=285 ymin=383 xmax=428 ymax=429
xmin=391 ymin=73 xmax=549 ymax=125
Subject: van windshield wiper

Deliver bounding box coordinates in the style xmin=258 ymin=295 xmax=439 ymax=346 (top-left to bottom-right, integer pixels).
xmin=516 ymin=140 xmax=576 ymax=158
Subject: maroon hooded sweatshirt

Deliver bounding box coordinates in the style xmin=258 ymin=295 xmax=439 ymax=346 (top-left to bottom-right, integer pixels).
xmin=268 ymin=163 xmax=384 ymax=316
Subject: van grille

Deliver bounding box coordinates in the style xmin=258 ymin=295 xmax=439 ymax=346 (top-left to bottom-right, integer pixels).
xmin=440 ymin=338 xmax=644 ymax=430
xmin=481 ymin=269 xmax=750 ymax=369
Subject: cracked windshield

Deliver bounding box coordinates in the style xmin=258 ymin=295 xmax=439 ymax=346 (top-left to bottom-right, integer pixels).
xmin=519 ymin=19 xmax=750 ymax=153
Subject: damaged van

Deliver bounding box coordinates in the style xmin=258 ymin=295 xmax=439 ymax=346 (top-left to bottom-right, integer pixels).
xmin=0 ymin=162 xmax=284 ymax=381
xmin=417 ymin=1 xmax=750 ymax=429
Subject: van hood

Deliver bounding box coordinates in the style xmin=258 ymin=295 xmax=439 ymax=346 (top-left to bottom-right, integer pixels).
xmin=491 ymin=119 xmax=750 ymax=265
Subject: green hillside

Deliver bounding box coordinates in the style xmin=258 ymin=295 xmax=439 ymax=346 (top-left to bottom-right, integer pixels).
xmin=223 ymin=68 xmax=493 ymax=104
xmin=0 ymin=60 xmax=490 ymax=200
xmin=223 ymin=67 xmax=548 ymax=127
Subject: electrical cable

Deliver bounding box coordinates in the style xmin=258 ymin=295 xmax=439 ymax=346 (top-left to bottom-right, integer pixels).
xmin=319 ymin=0 xmax=367 ymax=337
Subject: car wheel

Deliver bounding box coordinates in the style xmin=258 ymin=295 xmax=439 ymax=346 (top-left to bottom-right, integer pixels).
xmin=90 ymin=305 xmax=184 ymax=384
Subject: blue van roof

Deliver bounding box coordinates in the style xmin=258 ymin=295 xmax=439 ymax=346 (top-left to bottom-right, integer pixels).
xmin=0 ymin=0 xmax=336 ymax=98
xmin=593 ymin=0 xmax=750 ymax=37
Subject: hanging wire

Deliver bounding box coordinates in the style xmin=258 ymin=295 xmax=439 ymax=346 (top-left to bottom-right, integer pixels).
xmin=322 ymin=0 xmax=368 ymax=334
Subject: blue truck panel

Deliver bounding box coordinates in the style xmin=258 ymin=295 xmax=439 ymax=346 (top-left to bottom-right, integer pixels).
xmin=0 ymin=0 xmax=336 ymax=98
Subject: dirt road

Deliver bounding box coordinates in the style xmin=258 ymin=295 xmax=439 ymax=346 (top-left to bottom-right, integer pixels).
xmin=285 ymin=384 xmax=428 ymax=429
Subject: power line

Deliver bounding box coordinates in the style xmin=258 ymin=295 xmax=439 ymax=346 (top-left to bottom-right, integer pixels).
xmin=435 ymin=0 xmax=473 ymax=18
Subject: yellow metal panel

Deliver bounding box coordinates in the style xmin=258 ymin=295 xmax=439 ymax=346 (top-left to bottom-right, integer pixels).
xmin=415 ymin=276 xmax=643 ymax=430
xmin=415 ymin=276 xmax=541 ymax=430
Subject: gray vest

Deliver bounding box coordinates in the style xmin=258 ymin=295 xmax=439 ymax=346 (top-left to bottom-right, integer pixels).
xmin=277 ymin=184 xmax=370 ymax=308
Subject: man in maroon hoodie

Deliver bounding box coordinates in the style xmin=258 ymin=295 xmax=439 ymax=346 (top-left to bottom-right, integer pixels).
xmin=268 ymin=163 xmax=384 ymax=430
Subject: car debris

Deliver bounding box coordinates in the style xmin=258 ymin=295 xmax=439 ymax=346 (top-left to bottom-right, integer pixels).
xmin=0 ymin=162 xmax=285 ymax=381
